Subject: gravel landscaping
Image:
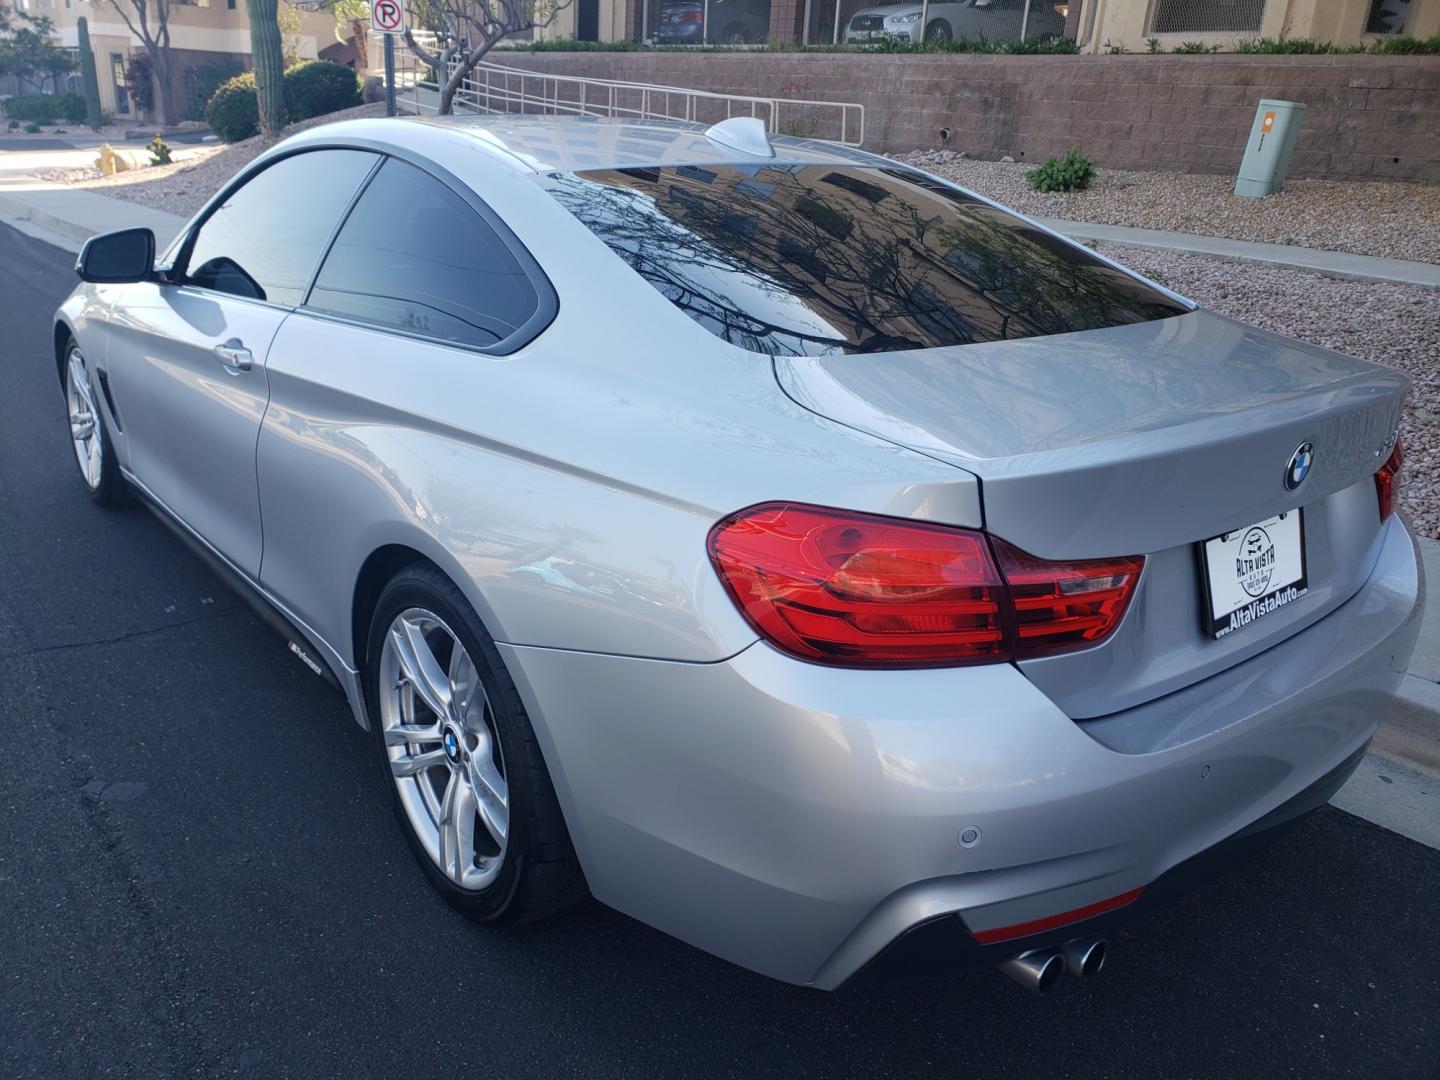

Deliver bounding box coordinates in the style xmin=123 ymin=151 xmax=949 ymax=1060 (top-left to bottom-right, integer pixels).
xmin=46 ymin=103 xmax=391 ymax=219
xmin=896 ymin=151 xmax=1440 ymax=266
xmin=1104 ymin=243 xmax=1439 ymax=539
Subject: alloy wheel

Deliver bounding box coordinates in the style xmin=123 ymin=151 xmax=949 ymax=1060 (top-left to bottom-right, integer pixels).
xmin=378 ymin=607 xmax=509 ymax=891
xmin=66 ymin=346 xmax=102 ymax=491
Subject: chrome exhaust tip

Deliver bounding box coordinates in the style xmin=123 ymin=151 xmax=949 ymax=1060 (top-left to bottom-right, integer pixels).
xmin=998 ymin=949 xmax=1066 ymax=995
xmin=1062 ymin=937 xmax=1108 ymax=979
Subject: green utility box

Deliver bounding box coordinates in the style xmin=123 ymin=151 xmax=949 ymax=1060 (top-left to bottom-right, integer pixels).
xmin=1235 ymin=99 xmax=1307 ymax=198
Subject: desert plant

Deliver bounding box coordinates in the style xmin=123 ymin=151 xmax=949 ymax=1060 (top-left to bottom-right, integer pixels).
xmin=247 ymin=0 xmax=286 ymax=137
xmin=77 ymin=17 xmax=103 ymax=129
xmin=283 ymin=59 xmax=361 ymax=121
xmin=204 ymin=71 xmax=259 ymax=142
xmin=1026 ymin=149 xmax=1097 ymax=193
xmin=147 ymin=133 xmax=172 ymax=165
xmin=23 ymin=121 xmax=40 ymax=132
xmin=186 ymin=59 xmax=245 ymax=121
xmin=125 ymin=51 xmax=155 ymax=114
xmin=1171 ymin=40 xmax=1215 ymax=54
xmin=1146 ymin=36 xmax=1161 ymax=53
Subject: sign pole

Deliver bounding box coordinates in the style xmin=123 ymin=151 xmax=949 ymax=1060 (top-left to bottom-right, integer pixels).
xmin=384 ymin=33 xmax=396 ymax=117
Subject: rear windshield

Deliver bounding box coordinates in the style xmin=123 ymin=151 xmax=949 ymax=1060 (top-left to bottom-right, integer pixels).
xmin=547 ymin=164 xmax=1187 ymax=357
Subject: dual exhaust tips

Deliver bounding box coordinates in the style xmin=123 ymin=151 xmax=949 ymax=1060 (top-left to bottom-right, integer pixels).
xmin=998 ymin=939 xmax=1107 ymax=994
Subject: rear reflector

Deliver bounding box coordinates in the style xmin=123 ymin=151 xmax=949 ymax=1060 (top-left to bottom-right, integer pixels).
xmin=970 ymin=887 xmax=1146 ymax=944
xmin=707 ymin=502 xmax=1143 ymax=668
xmin=1375 ymin=438 xmax=1404 ymax=522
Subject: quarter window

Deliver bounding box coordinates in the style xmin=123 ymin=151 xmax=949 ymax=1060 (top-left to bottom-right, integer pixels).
xmin=183 ymin=149 xmax=378 ymax=306
xmin=306 ymin=158 xmax=541 ymax=350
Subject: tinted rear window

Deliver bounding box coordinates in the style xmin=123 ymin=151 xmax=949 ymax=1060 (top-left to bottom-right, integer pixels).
xmin=548 ymin=164 xmax=1187 ymax=357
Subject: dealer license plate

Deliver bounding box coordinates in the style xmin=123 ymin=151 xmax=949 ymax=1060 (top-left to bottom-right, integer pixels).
xmin=1200 ymin=510 xmax=1308 ymax=639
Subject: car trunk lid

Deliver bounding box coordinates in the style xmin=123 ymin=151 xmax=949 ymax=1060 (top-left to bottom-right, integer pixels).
xmin=774 ymin=309 xmax=1407 ymax=718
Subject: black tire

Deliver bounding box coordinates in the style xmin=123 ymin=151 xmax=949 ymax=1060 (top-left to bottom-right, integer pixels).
xmin=924 ymin=18 xmax=952 ymax=41
xmin=62 ymin=336 xmax=129 ymax=508
xmin=720 ymin=22 xmax=751 ymax=43
xmin=365 ymin=562 xmax=586 ymax=926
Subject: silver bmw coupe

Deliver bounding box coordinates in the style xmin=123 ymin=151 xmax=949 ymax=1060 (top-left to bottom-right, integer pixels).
xmin=54 ymin=114 xmax=1422 ymax=993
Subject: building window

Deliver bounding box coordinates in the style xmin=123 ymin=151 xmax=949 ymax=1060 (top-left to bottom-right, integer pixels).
xmin=1366 ymin=0 xmax=1411 ymax=34
xmin=228 ymin=0 xmax=236 ymax=8
xmin=1148 ymin=0 xmax=1267 ymax=34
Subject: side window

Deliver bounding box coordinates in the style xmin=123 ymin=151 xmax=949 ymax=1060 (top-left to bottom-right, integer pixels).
xmin=306 ymin=158 xmax=540 ymax=350
xmin=183 ymin=149 xmax=378 ymax=307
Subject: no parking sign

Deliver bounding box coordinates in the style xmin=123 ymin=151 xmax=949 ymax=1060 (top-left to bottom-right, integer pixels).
xmin=371 ymin=0 xmax=404 ymax=34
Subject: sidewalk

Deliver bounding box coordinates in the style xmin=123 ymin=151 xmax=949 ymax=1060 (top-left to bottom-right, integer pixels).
xmin=1038 ymin=219 xmax=1440 ymax=291
xmin=0 ymin=177 xmax=1436 ymax=773
xmin=0 ymin=181 xmax=185 ymax=252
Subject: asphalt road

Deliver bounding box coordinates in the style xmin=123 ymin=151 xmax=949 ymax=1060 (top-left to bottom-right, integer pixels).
xmin=2 ymin=220 xmax=1438 ymax=1080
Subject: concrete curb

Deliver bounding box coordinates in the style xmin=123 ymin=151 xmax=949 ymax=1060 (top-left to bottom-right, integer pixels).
xmin=1037 ymin=218 xmax=1440 ymax=292
xmin=0 ymin=186 xmax=185 ymax=251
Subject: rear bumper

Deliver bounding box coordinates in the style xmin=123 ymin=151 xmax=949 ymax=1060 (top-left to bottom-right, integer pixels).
xmin=500 ymin=515 xmax=1423 ymax=988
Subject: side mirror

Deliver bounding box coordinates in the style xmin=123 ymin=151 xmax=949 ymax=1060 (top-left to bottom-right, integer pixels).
xmin=76 ymin=227 xmax=156 ymax=284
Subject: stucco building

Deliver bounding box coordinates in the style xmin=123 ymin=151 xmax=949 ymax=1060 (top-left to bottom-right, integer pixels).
xmin=11 ymin=0 xmax=343 ymax=119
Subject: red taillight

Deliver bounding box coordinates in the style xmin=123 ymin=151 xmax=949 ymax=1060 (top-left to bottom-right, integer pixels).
xmin=707 ymin=503 xmax=1143 ymax=668
xmin=679 ymin=10 xmax=704 ymax=20
xmin=1375 ymin=438 xmax=1403 ymax=521
xmin=992 ymin=539 xmax=1146 ymax=659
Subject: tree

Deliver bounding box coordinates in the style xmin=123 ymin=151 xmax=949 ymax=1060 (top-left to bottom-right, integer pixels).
xmin=0 ymin=4 xmax=75 ymax=95
xmin=92 ymin=0 xmax=178 ymax=125
xmin=246 ymin=0 xmax=286 ymax=136
xmin=403 ymin=0 xmax=573 ymax=115
xmin=77 ymin=17 xmax=104 ymax=129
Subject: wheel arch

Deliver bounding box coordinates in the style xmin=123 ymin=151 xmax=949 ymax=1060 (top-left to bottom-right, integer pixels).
xmin=53 ymin=318 xmax=75 ymax=389
xmin=350 ymin=543 xmax=441 ymax=674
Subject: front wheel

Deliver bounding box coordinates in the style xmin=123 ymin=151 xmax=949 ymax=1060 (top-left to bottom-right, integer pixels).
xmin=63 ymin=339 xmax=128 ymax=507
xmin=924 ymin=19 xmax=952 ymax=41
xmin=366 ymin=564 xmax=585 ymax=925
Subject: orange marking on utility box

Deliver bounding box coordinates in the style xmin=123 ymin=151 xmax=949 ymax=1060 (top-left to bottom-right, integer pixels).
xmin=1261 ymin=110 xmax=1276 ymax=134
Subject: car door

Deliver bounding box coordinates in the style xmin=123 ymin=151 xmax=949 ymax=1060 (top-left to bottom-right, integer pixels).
xmin=103 ymin=147 xmax=379 ymax=578
xmin=254 ymin=155 xmax=555 ymax=653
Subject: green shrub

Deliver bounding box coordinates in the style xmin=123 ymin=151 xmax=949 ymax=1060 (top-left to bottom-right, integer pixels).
xmin=1172 ymin=40 xmax=1217 ymax=53
xmin=2 ymin=93 xmax=87 ymax=124
xmin=204 ymin=71 xmax=259 ymax=142
xmin=1026 ymin=149 xmax=1097 ymax=193
xmin=23 ymin=122 xmax=41 ymax=133
xmin=282 ymin=60 xmax=362 ymax=122
xmin=186 ymin=59 xmax=245 ymax=122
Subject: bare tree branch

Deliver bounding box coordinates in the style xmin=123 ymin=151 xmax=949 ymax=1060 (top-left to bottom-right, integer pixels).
xmin=401 ymin=0 xmax=573 ymax=114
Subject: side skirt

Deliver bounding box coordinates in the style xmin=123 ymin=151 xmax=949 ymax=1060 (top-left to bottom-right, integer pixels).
xmin=121 ymin=468 xmax=372 ymax=731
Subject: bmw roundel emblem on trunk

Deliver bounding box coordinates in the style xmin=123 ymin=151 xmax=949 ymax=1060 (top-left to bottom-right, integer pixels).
xmin=1285 ymin=442 xmax=1314 ymax=490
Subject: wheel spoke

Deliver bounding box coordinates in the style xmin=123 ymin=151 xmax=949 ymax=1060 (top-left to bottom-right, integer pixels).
xmin=439 ymin=773 xmax=478 ymax=881
xmin=390 ymin=747 xmax=448 ymax=778
xmin=449 ymin=644 xmax=482 ymax=727
xmin=468 ymin=726 xmax=508 ymax=846
xmin=383 ymin=721 xmax=443 ymax=747
xmin=389 ymin=618 xmax=452 ymax=721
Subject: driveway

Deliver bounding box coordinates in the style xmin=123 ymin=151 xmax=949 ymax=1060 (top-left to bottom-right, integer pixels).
xmin=1 ymin=221 xmax=1437 ymax=1079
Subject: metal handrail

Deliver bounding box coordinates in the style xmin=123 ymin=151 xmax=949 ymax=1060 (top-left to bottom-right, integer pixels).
xmin=375 ymin=36 xmax=863 ymax=147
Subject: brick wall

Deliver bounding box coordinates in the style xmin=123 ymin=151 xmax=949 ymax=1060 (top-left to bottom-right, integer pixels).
xmin=487 ymin=52 xmax=1440 ymax=182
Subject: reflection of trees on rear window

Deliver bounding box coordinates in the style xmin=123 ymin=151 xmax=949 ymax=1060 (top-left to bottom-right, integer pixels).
xmin=548 ymin=164 xmax=1186 ymax=356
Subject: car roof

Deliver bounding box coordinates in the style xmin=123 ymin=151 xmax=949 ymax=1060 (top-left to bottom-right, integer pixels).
xmin=307 ymin=113 xmax=880 ymax=175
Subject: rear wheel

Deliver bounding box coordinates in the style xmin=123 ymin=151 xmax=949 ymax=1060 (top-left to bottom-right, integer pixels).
xmin=366 ymin=564 xmax=584 ymax=925
xmin=719 ymin=22 xmax=751 ymax=43
xmin=63 ymin=339 xmax=128 ymax=507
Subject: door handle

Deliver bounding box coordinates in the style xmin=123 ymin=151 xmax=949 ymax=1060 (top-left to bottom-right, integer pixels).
xmin=214 ymin=340 xmax=253 ymax=374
